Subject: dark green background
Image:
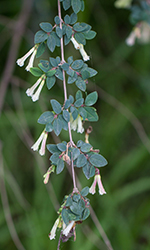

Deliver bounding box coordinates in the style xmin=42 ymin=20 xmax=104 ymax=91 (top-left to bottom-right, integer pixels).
xmin=0 ymin=0 xmax=150 ymax=249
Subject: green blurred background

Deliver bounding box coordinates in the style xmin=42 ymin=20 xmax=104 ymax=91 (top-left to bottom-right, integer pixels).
xmin=0 ymin=0 xmax=150 ymax=249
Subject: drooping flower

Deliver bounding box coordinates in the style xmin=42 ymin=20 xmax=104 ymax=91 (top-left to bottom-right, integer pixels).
xmin=89 ymin=168 xmax=106 ymax=195
xmin=70 ymin=36 xmax=90 ymax=61
xmin=71 ymin=36 xmax=80 ymax=49
xmin=26 ymin=74 xmax=46 ymax=102
xmin=126 ymin=26 xmax=141 ymax=46
xmin=16 ymin=46 xmax=37 ymax=69
xmin=62 ymin=220 xmax=75 ymax=237
xmin=25 ymin=48 xmax=37 ymax=71
xmin=79 ymin=44 xmax=90 ymax=61
xmin=31 ymin=130 xmax=48 ymax=156
xmin=70 ymin=114 xmax=84 ymax=134
xmin=49 ymin=218 xmax=60 ymax=240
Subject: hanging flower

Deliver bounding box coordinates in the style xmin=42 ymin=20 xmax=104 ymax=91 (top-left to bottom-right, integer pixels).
xmin=79 ymin=44 xmax=90 ymax=61
xmin=31 ymin=130 xmax=48 ymax=156
xmin=70 ymin=114 xmax=84 ymax=134
xmin=126 ymin=26 xmax=141 ymax=46
xmin=70 ymin=36 xmax=90 ymax=61
xmin=16 ymin=45 xmax=37 ymax=69
xmin=71 ymin=36 xmax=80 ymax=49
xmin=49 ymin=218 xmax=60 ymax=240
xmin=26 ymin=74 xmax=46 ymax=102
xmin=89 ymin=168 xmax=106 ymax=195
xmin=62 ymin=220 xmax=75 ymax=236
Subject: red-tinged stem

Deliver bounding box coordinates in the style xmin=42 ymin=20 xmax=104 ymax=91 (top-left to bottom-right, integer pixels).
xmin=57 ymin=0 xmax=77 ymax=190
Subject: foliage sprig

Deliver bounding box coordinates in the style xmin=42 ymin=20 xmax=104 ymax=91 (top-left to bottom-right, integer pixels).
xmin=16 ymin=0 xmax=107 ymax=247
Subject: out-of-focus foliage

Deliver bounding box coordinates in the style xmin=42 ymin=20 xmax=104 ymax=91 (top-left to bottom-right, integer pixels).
xmin=0 ymin=0 xmax=150 ymax=250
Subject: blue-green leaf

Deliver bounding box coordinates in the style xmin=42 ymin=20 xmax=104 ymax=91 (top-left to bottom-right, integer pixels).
xmin=34 ymin=30 xmax=48 ymax=44
xmin=74 ymin=98 xmax=84 ymax=107
xmin=36 ymin=43 xmax=46 ymax=58
xmin=38 ymin=111 xmax=54 ymax=124
xmin=56 ymin=158 xmax=64 ymax=174
xmin=45 ymin=122 xmax=53 ymax=132
xmin=70 ymin=13 xmax=78 ymax=24
xmin=83 ymin=107 xmax=98 ymax=121
xmin=47 ymin=34 xmax=56 ymax=52
xmin=71 ymin=60 xmax=84 ymax=70
xmin=63 ymin=110 xmax=70 ymax=122
xmin=80 ymin=143 xmax=92 ymax=153
xmin=57 ymin=143 xmax=67 ymax=152
xmin=76 ymin=154 xmax=87 ymax=167
xmin=39 ymin=22 xmax=53 ymax=32
xmin=56 ymin=26 xmax=63 ymax=38
xmin=50 ymin=153 xmax=60 ymax=165
xmin=75 ymin=77 xmax=86 ymax=91
xmin=74 ymin=32 xmax=86 ymax=45
xmin=46 ymin=76 xmax=56 ymax=90
xmin=71 ymin=0 xmax=81 ymax=14
xmin=72 ymin=147 xmax=80 ymax=160
xmin=30 ymin=67 xmax=43 ymax=77
xmin=47 ymin=144 xmax=61 ymax=154
xmin=64 ymin=14 xmax=71 ymax=24
xmin=63 ymin=0 xmax=71 ymax=10
xmin=89 ymin=154 xmax=108 ymax=167
xmin=53 ymin=118 xmax=63 ymax=136
xmin=85 ymin=91 xmax=98 ymax=106
xmin=50 ymin=99 xmax=62 ymax=114
xmin=81 ymin=186 xmax=89 ymax=196
xmin=54 ymin=16 xmax=60 ymax=25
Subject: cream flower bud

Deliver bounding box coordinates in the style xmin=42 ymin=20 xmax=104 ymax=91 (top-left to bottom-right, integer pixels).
xmin=79 ymin=44 xmax=90 ymax=61
xmin=62 ymin=221 xmax=75 ymax=237
xmin=16 ymin=47 xmax=35 ymax=67
xmin=31 ymin=130 xmax=48 ymax=156
xmin=126 ymin=27 xmax=141 ymax=46
xmin=49 ymin=218 xmax=60 ymax=240
xmin=71 ymin=36 xmax=80 ymax=49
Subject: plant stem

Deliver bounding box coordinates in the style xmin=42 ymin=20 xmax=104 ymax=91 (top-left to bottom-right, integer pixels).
xmin=57 ymin=0 xmax=77 ymax=191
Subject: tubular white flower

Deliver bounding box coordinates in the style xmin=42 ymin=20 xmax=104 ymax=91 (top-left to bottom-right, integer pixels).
xmin=25 ymin=48 xmax=37 ymax=71
xmin=77 ymin=115 xmax=84 ymax=133
xmin=31 ymin=131 xmax=45 ymax=152
xmin=79 ymin=44 xmax=90 ymax=61
xmin=16 ymin=47 xmax=35 ymax=67
xmin=126 ymin=31 xmax=136 ymax=46
xmin=97 ymin=175 xmax=106 ymax=195
xmin=49 ymin=218 xmax=60 ymax=240
xmin=89 ymin=171 xmax=106 ymax=195
xmin=89 ymin=177 xmax=97 ymax=195
xmin=31 ymin=78 xmax=45 ymax=102
xmin=62 ymin=221 xmax=75 ymax=237
xmin=126 ymin=27 xmax=141 ymax=46
xmin=71 ymin=36 xmax=80 ymax=49
xmin=39 ymin=132 xmax=48 ymax=156
xmin=26 ymin=77 xmax=42 ymax=97
xmin=70 ymin=115 xmax=84 ymax=134
xmin=26 ymin=75 xmax=46 ymax=102
xmin=31 ymin=130 xmax=48 ymax=156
